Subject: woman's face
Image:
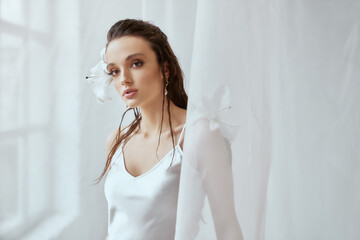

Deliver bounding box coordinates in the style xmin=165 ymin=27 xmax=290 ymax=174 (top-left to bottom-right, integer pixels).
xmin=105 ymin=36 xmax=168 ymax=109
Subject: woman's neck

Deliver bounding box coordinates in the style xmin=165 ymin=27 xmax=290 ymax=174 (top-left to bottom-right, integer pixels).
xmin=138 ymin=97 xmax=177 ymax=136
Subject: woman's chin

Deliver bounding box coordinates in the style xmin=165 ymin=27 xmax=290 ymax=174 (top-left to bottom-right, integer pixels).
xmin=126 ymin=103 xmax=138 ymax=109
xmin=122 ymin=99 xmax=137 ymax=108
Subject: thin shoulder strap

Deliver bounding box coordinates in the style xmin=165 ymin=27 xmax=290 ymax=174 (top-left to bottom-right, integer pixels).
xmin=176 ymin=124 xmax=186 ymax=146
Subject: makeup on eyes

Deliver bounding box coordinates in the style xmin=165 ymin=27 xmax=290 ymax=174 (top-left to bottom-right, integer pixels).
xmin=106 ymin=53 xmax=145 ymax=73
xmin=131 ymin=60 xmax=144 ymax=68
xmin=106 ymin=59 xmax=144 ymax=77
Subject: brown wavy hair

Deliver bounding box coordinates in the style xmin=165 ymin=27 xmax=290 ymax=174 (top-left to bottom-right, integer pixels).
xmin=95 ymin=19 xmax=188 ymax=183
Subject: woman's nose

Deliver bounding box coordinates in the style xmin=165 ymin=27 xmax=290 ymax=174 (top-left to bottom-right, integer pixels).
xmin=120 ymin=70 xmax=131 ymax=85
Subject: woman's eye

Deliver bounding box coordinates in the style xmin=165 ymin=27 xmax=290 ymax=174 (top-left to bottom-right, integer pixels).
xmin=132 ymin=61 xmax=143 ymax=68
xmin=108 ymin=70 xmax=119 ymax=76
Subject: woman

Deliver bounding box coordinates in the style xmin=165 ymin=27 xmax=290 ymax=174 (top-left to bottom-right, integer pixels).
xmin=88 ymin=18 xmax=243 ymax=240
xmin=92 ymin=19 xmax=187 ymax=240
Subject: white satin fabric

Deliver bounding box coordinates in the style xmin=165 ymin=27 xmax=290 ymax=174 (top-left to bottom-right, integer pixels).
xmin=104 ymin=126 xmax=185 ymax=240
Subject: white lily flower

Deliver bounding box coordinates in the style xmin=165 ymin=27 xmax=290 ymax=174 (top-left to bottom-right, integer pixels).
xmin=86 ymin=48 xmax=113 ymax=103
xmin=188 ymin=85 xmax=240 ymax=143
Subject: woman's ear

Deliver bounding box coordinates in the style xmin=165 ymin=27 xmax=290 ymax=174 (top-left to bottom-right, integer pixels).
xmin=164 ymin=62 xmax=170 ymax=79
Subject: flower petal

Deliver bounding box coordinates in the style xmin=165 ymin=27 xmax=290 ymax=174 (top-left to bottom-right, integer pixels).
xmin=86 ymin=48 xmax=113 ymax=103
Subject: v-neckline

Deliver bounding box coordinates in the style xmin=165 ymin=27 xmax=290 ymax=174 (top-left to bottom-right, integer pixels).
xmin=117 ymin=123 xmax=186 ymax=180
xmin=120 ymin=145 xmax=181 ymax=180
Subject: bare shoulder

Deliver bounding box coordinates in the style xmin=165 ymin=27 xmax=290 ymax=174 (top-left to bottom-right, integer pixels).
xmin=172 ymin=108 xmax=187 ymax=133
xmin=105 ymin=129 xmax=118 ymax=156
xmin=176 ymin=108 xmax=187 ymax=149
xmin=180 ymin=108 xmax=187 ymax=121
xmin=105 ymin=127 xmax=126 ymax=156
xmin=174 ymin=107 xmax=187 ymax=126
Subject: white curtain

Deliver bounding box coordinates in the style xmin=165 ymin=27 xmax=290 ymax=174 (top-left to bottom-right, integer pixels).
xmin=0 ymin=0 xmax=359 ymax=239
xmin=264 ymin=1 xmax=360 ymax=239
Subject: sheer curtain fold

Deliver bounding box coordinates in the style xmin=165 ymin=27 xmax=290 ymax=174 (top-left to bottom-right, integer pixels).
xmin=265 ymin=1 xmax=360 ymax=239
xmin=174 ymin=0 xmax=271 ymax=239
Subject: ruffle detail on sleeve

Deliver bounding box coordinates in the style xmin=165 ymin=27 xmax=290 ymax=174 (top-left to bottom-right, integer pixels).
xmin=187 ymin=85 xmax=240 ymax=143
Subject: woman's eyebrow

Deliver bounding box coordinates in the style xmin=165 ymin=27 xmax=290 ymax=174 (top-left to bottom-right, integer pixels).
xmin=125 ymin=53 xmax=145 ymax=61
xmin=107 ymin=53 xmax=145 ymax=69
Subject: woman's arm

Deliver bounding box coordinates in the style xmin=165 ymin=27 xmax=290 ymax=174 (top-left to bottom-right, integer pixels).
xmin=202 ymin=135 xmax=243 ymax=239
xmin=190 ymin=119 xmax=243 ymax=240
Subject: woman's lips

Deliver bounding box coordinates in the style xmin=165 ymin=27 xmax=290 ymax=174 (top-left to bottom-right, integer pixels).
xmin=123 ymin=89 xmax=138 ymax=99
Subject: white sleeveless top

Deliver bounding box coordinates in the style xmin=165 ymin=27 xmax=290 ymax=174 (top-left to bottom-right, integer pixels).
xmin=104 ymin=125 xmax=186 ymax=240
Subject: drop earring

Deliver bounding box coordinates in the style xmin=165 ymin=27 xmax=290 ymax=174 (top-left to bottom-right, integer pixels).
xmin=164 ymin=78 xmax=169 ymax=95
